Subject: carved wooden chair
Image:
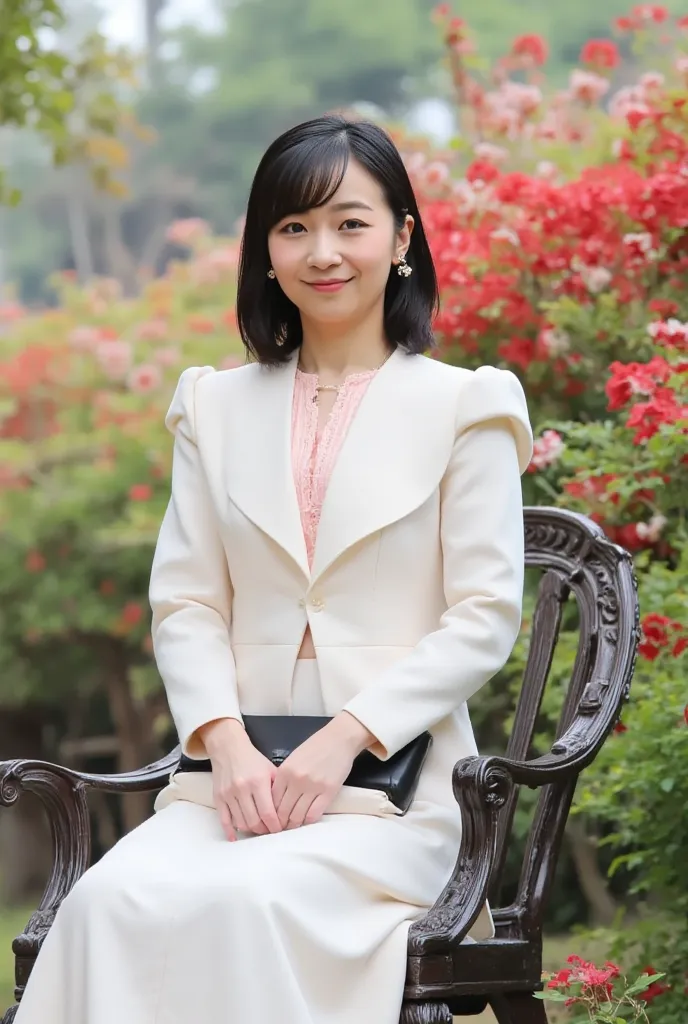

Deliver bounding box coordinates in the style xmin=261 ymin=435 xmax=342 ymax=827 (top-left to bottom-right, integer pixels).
xmin=0 ymin=506 xmax=639 ymax=1024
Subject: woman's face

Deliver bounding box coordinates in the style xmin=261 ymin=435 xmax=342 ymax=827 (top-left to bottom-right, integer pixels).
xmin=267 ymin=159 xmax=413 ymax=328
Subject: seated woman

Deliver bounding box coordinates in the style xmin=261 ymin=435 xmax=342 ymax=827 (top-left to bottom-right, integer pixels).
xmin=14 ymin=113 xmax=533 ymax=1024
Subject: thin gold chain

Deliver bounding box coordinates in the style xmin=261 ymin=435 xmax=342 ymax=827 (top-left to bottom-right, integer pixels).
xmin=302 ymin=347 xmax=394 ymax=396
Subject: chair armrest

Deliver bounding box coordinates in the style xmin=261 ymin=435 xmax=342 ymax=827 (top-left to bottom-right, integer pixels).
xmin=408 ymin=738 xmax=587 ymax=956
xmin=0 ymin=748 xmax=180 ymax=958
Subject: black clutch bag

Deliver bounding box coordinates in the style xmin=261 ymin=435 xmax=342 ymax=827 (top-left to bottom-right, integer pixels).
xmin=176 ymin=716 xmax=432 ymax=815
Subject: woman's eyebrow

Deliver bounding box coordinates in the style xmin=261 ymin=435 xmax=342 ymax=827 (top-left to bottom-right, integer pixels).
xmin=327 ymin=200 xmax=375 ymax=212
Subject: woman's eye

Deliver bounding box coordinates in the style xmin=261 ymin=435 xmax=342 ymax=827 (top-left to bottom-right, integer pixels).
xmin=341 ymin=219 xmax=368 ymax=230
xmin=280 ymin=222 xmax=306 ymax=234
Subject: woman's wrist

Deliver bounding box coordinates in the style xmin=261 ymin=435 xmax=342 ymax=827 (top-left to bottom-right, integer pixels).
xmin=197 ymin=717 xmax=247 ymax=758
xmin=328 ymin=711 xmax=376 ymax=757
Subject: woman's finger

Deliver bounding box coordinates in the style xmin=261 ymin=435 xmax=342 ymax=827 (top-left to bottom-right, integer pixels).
xmin=253 ymin=782 xmax=282 ymax=834
xmin=276 ymin=784 xmax=302 ymax=830
xmin=217 ymin=800 xmax=237 ymax=842
xmin=287 ymin=792 xmax=317 ymax=830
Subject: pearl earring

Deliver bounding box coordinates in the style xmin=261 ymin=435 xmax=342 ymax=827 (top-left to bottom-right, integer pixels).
xmin=267 ymin=268 xmax=276 ymax=279
xmin=396 ymin=254 xmax=412 ymax=278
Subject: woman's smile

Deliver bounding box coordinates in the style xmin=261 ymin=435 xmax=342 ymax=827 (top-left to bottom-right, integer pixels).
xmin=305 ymin=278 xmax=353 ymax=293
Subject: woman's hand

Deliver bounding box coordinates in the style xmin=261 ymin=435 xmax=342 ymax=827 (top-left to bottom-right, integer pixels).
xmin=198 ymin=718 xmax=283 ymax=842
xmin=272 ymin=712 xmax=376 ymax=829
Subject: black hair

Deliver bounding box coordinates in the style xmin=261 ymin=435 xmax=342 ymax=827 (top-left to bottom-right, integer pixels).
xmin=236 ymin=114 xmax=439 ymax=365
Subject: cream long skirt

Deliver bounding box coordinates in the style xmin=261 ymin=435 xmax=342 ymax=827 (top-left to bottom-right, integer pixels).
xmin=14 ymin=661 xmax=470 ymax=1024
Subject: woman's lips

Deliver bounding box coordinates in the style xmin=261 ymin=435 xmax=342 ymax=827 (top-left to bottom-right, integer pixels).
xmin=306 ymin=279 xmax=351 ymax=292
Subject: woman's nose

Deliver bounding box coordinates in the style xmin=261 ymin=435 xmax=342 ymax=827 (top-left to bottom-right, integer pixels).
xmin=306 ymin=235 xmax=342 ymax=269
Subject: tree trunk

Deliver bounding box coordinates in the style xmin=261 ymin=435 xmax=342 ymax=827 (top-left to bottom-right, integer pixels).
xmin=103 ymin=641 xmax=157 ymax=834
xmin=566 ymin=818 xmax=619 ymax=927
xmin=66 ymin=183 xmax=95 ymax=283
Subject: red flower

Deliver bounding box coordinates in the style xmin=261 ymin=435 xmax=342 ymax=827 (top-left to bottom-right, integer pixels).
xmin=497 ymin=336 xmax=536 ymax=372
xmin=25 ymin=550 xmax=46 ymax=573
xmin=511 ymin=34 xmax=549 ymax=66
xmin=605 ymin=357 xmax=672 ymax=411
xmin=684 ymin=705 xmax=688 ymax=726
xmin=129 ymin=483 xmax=153 ymax=502
xmin=631 ymin=5 xmax=669 ymax=23
xmin=121 ymin=602 xmax=144 ymax=628
xmin=637 ymin=966 xmax=671 ymax=1003
xmin=613 ymin=720 xmax=628 ymax=734
xmin=465 ymin=159 xmax=500 ymax=186
xmin=580 ymin=39 xmax=620 ymax=69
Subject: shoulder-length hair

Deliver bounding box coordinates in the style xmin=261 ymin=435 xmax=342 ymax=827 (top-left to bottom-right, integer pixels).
xmin=236 ymin=114 xmax=439 ymax=365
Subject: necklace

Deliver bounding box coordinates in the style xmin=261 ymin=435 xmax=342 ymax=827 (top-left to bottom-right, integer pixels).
xmin=300 ymin=348 xmax=394 ymax=403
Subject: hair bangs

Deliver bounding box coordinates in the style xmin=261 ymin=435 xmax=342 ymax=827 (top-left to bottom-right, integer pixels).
xmin=265 ymin=134 xmax=350 ymax=229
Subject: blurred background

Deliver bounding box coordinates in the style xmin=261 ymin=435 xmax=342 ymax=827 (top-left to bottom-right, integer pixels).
xmin=1 ymin=2 xmax=687 ymax=1021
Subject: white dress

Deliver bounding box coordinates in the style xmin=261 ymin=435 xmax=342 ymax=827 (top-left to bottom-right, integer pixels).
xmin=13 ymin=661 xmax=473 ymax=1024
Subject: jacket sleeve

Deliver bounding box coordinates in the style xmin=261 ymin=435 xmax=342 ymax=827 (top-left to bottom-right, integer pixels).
xmin=342 ymin=365 xmax=533 ymax=759
xmin=149 ymin=366 xmax=243 ymax=758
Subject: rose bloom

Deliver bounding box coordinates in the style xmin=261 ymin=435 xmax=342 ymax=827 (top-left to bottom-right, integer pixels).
xmin=570 ymin=69 xmax=610 ymax=104
xmin=473 ymin=142 xmax=509 ymax=164
xmin=127 ymin=363 xmax=162 ymax=393
xmin=529 ymin=430 xmax=565 ymax=472
xmin=580 ymin=39 xmax=620 ymax=69
xmin=95 ymin=340 xmax=133 ymax=381
xmin=511 ymin=33 xmax=549 ymax=66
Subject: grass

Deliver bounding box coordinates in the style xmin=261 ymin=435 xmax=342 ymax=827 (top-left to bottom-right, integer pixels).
xmin=0 ymin=906 xmax=33 ymax=1013
xmin=0 ymin=904 xmax=605 ymax=1020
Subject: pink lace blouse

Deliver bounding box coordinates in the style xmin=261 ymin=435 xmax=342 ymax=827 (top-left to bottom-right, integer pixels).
xmin=292 ymin=368 xmax=376 ymax=567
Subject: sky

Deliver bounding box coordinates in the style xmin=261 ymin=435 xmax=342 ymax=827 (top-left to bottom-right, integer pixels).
xmin=100 ymin=0 xmax=219 ymax=47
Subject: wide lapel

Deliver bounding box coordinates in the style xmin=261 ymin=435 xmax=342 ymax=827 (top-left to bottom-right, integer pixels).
xmin=221 ymin=353 xmax=310 ymax=580
xmin=310 ymin=349 xmax=458 ymax=584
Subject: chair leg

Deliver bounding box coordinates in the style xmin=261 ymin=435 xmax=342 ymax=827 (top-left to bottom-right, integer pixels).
xmin=490 ymin=992 xmax=549 ymax=1024
xmin=400 ymin=1001 xmax=453 ymax=1024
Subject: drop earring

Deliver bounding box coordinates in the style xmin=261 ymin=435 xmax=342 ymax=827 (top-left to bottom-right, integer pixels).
xmin=396 ymin=254 xmax=412 ymax=278
xmin=267 ymin=268 xmax=276 ymax=279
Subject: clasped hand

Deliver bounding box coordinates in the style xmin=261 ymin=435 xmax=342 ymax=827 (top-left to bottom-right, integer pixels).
xmin=199 ymin=713 xmax=374 ymax=841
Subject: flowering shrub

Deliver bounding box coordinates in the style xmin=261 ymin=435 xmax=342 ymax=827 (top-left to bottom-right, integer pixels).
xmin=540 ymin=956 xmax=667 ymax=1022
xmin=0 ymin=228 xmax=242 ymax=827
xmin=405 ymin=5 xmax=688 ymax=1019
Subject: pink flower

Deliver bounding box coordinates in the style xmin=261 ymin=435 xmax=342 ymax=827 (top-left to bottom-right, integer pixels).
xmin=166 ymin=218 xmax=210 ymax=247
xmin=474 ymin=142 xmax=509 ymax=164
xmin=647 ymin=319 xmax=688 ymax=350
xmin=136 ymin=319 xmax=168 ymax=342
xmin=69 ymin=326 xmax=102 ymax=351
xmin=570 ymin=69 xmax=610 ymax=104
xmin=127 ymin=363 xmax=162 ymax=393
xmin=95 ymin=340 xmax=133 ymax=380
xmin=529 ymin=430 xmax=565 ymax=472
xmin=153 ymin=346 xmax=181 ymax=368
xmin=578 ymin=265 xmax=612 ymax=293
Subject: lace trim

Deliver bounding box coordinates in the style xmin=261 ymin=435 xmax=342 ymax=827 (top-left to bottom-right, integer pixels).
xmin=292 ymin=370 xmax=376 ymax=566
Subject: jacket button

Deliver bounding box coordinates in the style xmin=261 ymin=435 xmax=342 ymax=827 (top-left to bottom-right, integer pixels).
xmin=298 ymin=598 xmax=306 ymax=608
xmin=310 ymin=597 xmax=324 ymax=611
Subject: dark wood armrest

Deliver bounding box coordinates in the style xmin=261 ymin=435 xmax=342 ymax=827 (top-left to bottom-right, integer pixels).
xmin=0 ymin=749 xmax=180 ymax=953
xmin=408 ymin=729 xmax=600 ymax=957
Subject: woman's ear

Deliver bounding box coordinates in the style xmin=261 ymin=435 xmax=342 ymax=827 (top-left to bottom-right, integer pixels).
xmin=395 ymin=214 xmax=414 ymax=259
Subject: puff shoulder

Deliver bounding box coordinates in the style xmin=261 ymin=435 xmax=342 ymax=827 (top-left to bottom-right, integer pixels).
xmin=164 ymin=365 xmax=216 ymax=440
xmin=455 ymin=365 xmax=533 ymax=474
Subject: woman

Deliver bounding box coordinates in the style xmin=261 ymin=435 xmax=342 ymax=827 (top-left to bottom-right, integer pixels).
xmin=15 ymin=114 xmax=532 ymax=1024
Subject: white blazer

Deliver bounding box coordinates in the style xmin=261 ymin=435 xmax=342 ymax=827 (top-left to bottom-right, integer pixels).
xmin=149 ymin=347 xmax=533 ymax=812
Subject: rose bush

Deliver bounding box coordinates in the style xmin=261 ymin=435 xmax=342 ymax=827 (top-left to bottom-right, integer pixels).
xmin=405 ymin=4 xmax=687 ymax=1018
xmin=0 ymin=230 xmax=242 ymax=828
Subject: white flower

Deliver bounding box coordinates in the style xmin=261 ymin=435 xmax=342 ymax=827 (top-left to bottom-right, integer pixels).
xmin=636 ymin=515 xmax=667 ymax=543
xmin=539 ymin=328 xmax=571 ymax=356
xmin=579 ymin=265 xmax=612 ymax=293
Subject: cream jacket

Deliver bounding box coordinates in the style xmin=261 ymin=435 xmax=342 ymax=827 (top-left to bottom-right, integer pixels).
xmin=149 ymin=348 xmax=533 ymax=811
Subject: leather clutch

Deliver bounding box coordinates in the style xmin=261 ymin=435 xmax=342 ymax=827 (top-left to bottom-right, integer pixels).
xmin=176 ymin=715 xmax=432 ymax=815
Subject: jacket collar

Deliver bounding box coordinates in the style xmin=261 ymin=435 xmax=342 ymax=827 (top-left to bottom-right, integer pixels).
xmin=221 ymin=347 xmax=457 ymax=586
